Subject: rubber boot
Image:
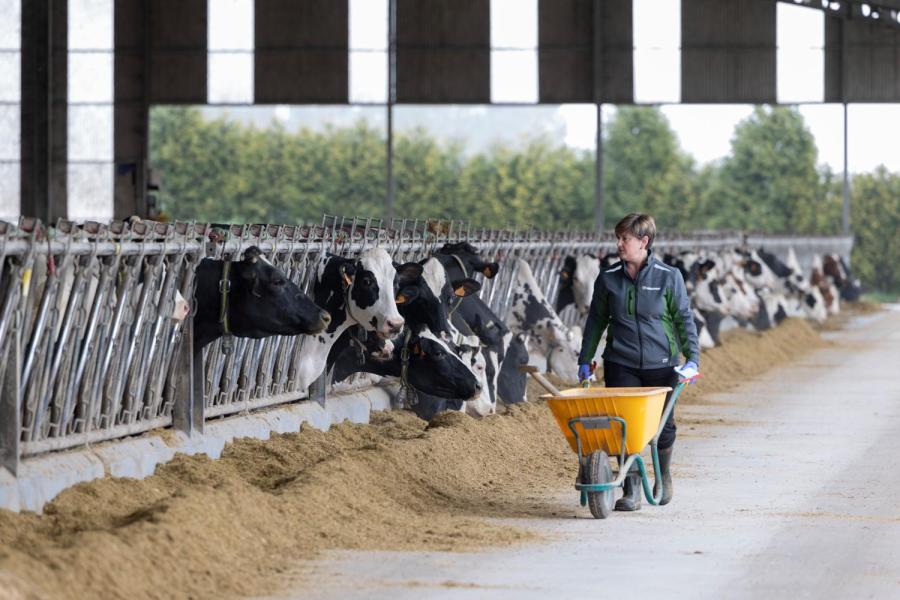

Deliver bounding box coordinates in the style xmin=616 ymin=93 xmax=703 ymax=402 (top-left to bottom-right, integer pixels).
xmin=614 ymin=468 xmax=642 ymax=512
xmin=654 ymin=446 xmax=674 ymax=505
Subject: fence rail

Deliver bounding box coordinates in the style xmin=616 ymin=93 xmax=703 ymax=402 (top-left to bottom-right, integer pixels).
xmin=0 ymin=216 xmax=853 ymax=473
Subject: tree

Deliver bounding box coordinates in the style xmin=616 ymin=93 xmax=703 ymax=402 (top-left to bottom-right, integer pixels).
xmin=850 ymin=167 xmax=900 ymax=293
xmin=602 ymin=107 xmax=697 ymax=230
xmin=710 ymin=106 xmax=822 ymax=232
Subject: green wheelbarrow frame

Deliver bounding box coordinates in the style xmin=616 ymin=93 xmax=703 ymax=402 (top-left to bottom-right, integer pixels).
xmin=569 ymin=379 xmax=691 ymax=507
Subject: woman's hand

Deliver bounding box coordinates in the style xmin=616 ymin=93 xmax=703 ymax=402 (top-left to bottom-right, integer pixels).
xmin=578 ymin=363 xmax=592 ymax=382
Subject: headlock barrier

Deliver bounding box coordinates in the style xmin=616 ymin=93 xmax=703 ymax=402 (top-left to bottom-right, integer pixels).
xmin=0 ymin=216 xmax=853 ymax=476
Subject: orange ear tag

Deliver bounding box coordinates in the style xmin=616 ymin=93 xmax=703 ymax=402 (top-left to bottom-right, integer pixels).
xmin=342 ymin=272 xmax=353 ymax=286
xmin=454 ymin=287 xmax=466 ymax=297
xmin=396 ymin=294 xmax=407 ymax=305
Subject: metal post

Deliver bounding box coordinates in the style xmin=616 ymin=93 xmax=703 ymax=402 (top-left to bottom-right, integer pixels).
xmin=174 ymin=315 xmax=203 ymax=434
xmin=842 ymin=102 xmax=850 ymax=235
xmin=385 ymin=0 xmax=397 ymax=221
xmin=595 ymin=103 xmax=604 ymax=232
xmin=0 ymin=321 xmax=21 ymax=475
xmin=592 ymin=0 xmax=605 ymax=232
xmin=841 ymin=10 xmax=850 ymax=236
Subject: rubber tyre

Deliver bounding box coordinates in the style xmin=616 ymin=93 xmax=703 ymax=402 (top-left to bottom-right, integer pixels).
xmin=586 ymin=450 xmax=615 ymax=519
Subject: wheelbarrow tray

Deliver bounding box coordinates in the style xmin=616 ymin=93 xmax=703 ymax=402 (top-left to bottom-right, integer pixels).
xmin=542 ymin=386 xmax=671 ymax=457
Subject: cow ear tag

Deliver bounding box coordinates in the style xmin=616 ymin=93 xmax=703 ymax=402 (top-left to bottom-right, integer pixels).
xmin=412 ymin=342 xmax=423 ymax=356
xmin=396 ymin=293 xmax=408 ymax=305
xmin=453 ymin=286 xmax=467 ymax=297
xmin=340 ymin=265 xmax=353 ymax=287
xmin=482 ymin=266 xmax=494 ymax=278
xmin=560 ymin=271 xmax=569 ymax=280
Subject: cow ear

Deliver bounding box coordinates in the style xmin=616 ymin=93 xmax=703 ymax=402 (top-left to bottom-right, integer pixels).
xmin=481 ymin=262 xmax=500 ymax=279
xmin=243 ymin=246 xmax=262 ymax=264
xmin=452 ymin=278 xmax=481 ymax=297
xmin=395 ymin=261 xmax=424 ymax=283
xmin=395 ymin=286 xmax=419 ymax=305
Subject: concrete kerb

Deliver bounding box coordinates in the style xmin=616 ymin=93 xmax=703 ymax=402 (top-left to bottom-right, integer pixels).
xmin=0 ymin=386 xmax=395 ymax=513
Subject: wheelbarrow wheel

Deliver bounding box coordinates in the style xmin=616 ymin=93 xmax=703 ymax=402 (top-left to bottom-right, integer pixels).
xmin=586 ymin=450 xmax=614 ymax=519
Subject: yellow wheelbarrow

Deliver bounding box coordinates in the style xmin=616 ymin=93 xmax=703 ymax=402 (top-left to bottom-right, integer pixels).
xmin=522 ymin=366 xmax=696 ymax=519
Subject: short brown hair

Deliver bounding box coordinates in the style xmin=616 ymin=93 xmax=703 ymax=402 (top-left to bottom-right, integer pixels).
xmin=614 ymin=213 xmax=656 ymax=248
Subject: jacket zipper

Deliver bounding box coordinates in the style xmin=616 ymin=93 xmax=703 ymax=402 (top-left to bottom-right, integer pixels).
xmin=631 ymin=266 xmax=644 ymax=370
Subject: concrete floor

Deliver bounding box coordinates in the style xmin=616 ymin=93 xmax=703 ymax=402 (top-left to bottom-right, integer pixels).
xmin=257 ymin=308 xmax=900 ymax=600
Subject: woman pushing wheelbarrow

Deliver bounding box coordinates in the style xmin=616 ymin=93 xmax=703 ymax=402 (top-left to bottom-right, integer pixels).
xmin=572 ymin=213 xmax=700 ymax=516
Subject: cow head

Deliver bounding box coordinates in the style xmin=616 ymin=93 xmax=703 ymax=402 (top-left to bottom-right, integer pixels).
xmin=508 ymin=258 xmax=579 ymax=379
xmin=396 ymin=257 xmax=480 ymax=337
xmin=194 ymin=246 xmax=331 ymax=348
xmin=555 ymin=254 xmax=601 ymax=317
xmin=316 ymin=247 xmax=405 ymax=339
xmin=497 ymin=333 xmax=529 ymax=404
xmin=556 ymin=255 xmax=577 ymax=313
xmin=719 ymin=271 xmax=760 ymax=321
xmin=437 ymin=242 xmax=499 ymax=279
xmin=406 ymin=330 xmax=482 ymax=400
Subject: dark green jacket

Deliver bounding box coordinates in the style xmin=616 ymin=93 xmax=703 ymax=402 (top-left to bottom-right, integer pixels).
xmin=578 ymin=251 xmax=699 ymax=370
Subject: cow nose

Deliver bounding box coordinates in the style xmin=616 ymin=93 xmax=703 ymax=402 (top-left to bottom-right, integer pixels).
xmin=386 ymin=317 xmax=404 ymax=335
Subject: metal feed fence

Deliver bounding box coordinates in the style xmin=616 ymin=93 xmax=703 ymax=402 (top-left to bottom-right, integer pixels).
xmin=0 ymin=216 xmax=852 ymax=474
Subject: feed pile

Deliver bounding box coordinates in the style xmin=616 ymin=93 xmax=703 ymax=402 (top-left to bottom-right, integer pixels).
xmin=0 ymin=318 xmax=834 ymax=599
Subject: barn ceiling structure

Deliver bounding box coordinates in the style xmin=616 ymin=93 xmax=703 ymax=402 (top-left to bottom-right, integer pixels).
xmin=12 ymin=0 xmax=900 ymax=229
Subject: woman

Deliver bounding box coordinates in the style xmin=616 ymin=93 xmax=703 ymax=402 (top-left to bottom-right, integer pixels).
xmin=577 ymin=213 xmax=699 ymax=511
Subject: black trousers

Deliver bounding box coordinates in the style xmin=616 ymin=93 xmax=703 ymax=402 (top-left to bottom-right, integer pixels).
xmin=603 ymin=360 xmax=679 ymax=450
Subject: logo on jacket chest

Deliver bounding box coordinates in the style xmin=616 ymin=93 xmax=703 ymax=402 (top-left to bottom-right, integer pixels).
xmin=642 ymin=286 xmax=661 ymax=291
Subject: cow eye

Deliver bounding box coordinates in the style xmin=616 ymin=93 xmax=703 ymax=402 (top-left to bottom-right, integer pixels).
xmin=272 ymin=278 xmax=286 ymax=287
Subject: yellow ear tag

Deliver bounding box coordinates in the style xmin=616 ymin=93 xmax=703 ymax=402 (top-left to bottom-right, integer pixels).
xmin=342 ymin=272 xmax=353 ymax=286
xmin=396 ymin=294 xmax=407 ymax=305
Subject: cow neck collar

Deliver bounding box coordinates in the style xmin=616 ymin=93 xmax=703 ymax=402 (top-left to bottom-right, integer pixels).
xmin=340 ymin=268 xmax=358 ymax=324
xmin=398 ymin=327 xmax=417 ymax=407
xmin=449 ymin=253 xmax=468 ymax=278
xmin=444 ymin=253 xmax=471 ymax=322
xmin=219 ymin=259 xmax=234 ymax=352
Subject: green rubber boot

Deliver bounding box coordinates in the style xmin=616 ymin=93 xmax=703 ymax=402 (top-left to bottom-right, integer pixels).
xmin=614 ymin=468 xmax=642 ymax=512
xmin=654 ymin=446 xmax=674 ymax=505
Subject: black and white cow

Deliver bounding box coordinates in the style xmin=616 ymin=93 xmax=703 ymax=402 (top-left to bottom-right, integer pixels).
xmin=193 ymin=246 xmax=331 ymax=349
xmin=506 ymin=258 xmax=579 ymax=382
xmin=432 ymin=243 xmax=519 ymax=411
xmin=822 ymin=253 xmax=861 ymax=301
xmin=328 ymin=326 xmax=482 ymax=402
xmin=329 ymin=259 xmax=484 ymax=412
xmin=556 ymin=253 xmax=618 ymax=318
xmin=290 ymin=247 xmax=410 ymax=391
xmin=417 ymin=255 xmax=499 ymax=416
xmin=328 ymin=255 xmax=489 ymax=419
